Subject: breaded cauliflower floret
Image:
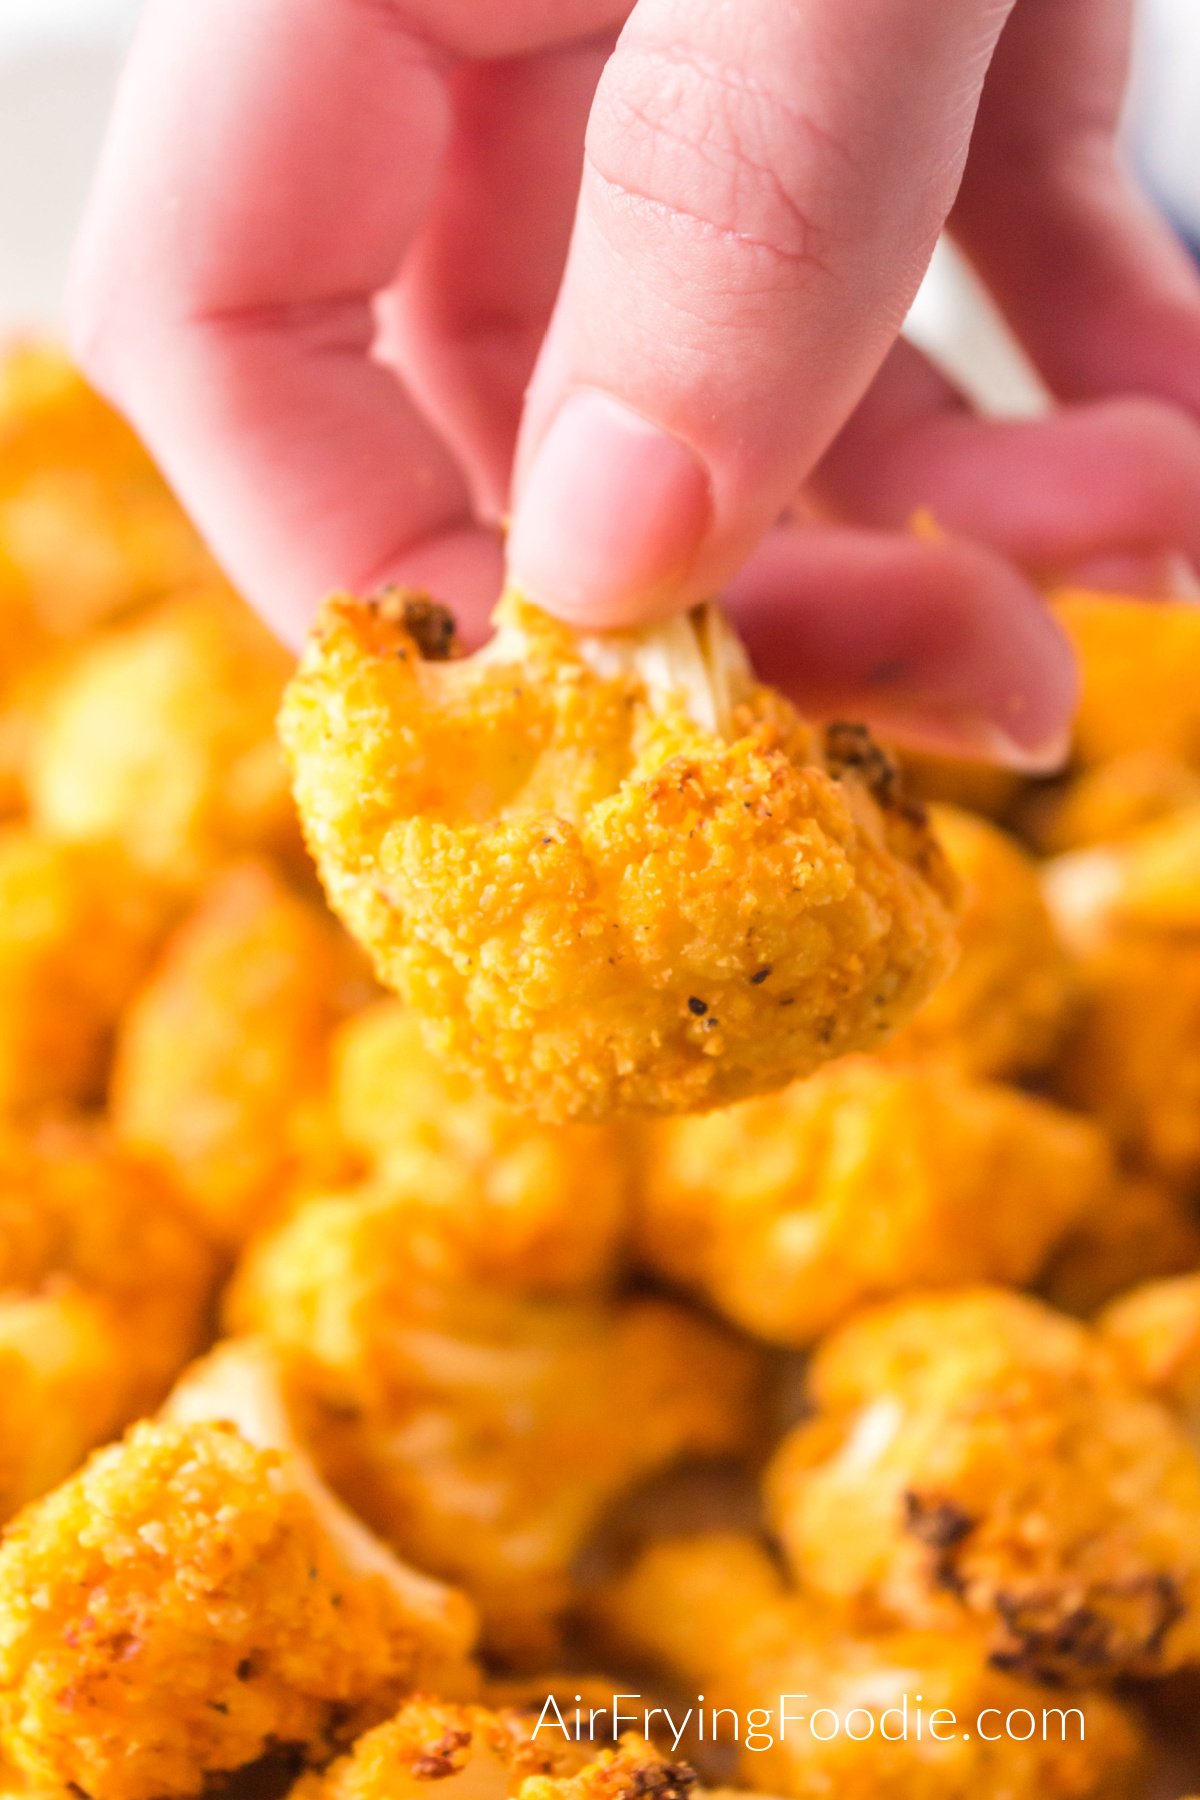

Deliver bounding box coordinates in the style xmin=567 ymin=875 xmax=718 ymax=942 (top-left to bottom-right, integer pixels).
xmin=30 ymin=587 xmax=298 ymax=885
xmin=0 ymin=1119 xmax=215 ymax=1520
xmin=331 ymin=1001 xmax=631 ymax=1293
xmin=1024 ymin=752 xmax=1200 ymax=857
xmin=1042 ymin=1174 xmax=1200 ymax=1317
xmin=290 ymin=1698 xmax=688 ymax=1800
xmin=0 ymin=344 xmax=214 ymax=637
xmin=0 ymin=827 xmax=172 ymax=1114
xmin=591 ymin=1533 xmax=1142 ymax=1799
xmin=638 ymin=1058 xmax=1106 ymax=1346
xmin=230 ymin=1189 xmax=759 ymax=1661
xmin=1100 ymin=1274 xmax=1200 ymax=1436
xmin=111 ymin=860 xmax=365 ymax=1247
xmin=1047 ymin=816 xmax=1200 ymax=1188
xmin=885 ymin=805 xmax=1075 ymax=1079
xmin=0 ymin=1344 xmax=475 ymax=1800
xmin=280 ymin=589 xmax=957 ymax=1121
xmin=1053 ymin=592 xmax=1200 ymax=771
xmin=767 ymin=1286 xmax=1200 ymax=1682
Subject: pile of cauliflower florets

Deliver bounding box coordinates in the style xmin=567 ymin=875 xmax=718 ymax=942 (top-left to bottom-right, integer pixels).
xmin=5 ymin=344 xmax=1200 ymax=1800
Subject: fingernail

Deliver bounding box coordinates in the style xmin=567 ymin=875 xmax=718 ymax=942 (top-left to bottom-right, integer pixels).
xmin=507 ymin=391 xmax=711 ymax=623
xmin=864 ymin=707 xmax=1074 ymax=775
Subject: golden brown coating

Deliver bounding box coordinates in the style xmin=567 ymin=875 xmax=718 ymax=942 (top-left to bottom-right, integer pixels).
xmin=885 ymin=805 xmax=1075 ymax=1079
xmin=0 ymin=344 xmax=214 ymax=638
xmin=1041 ymin=1174 xmax=1200 ymax=1317
xmin=1023 ymin=751 xmax=1200 ymax=857
xmin=0 ymin=827 xmax=172 ymax=1114
xmin=280 ymin=589 xmax=957 ymax=1122
xmin=229 ymin=1187 xmax=760 ymax=1662
xmin=1053 ymin=592 xmax=1200 ymax=771
xmin=290 ymin=1698 xmax=689 ymax=1800
xmin=767 ymin=1286 xmax=1200 ymax=1682
xmin=30 ymin=586 xmax=298 ymax=885
xmin=111 ymin=860 xmax=364 ymax=1247
xmin=331 ymin=1001 xmax=631 ymax=1294
xmin=592 ymin=1533 xmax=1142 ymax=1800
xmin=1100 ymin=1273 xmax=1200 ymax=1434
xmin=0 ymin=1118 xmax=215 ymax=1521
xmin=0 ymin=1371 xmax=475 ymax=1800
xmin=638 ymin=1059 xmax=1106 ymax=1346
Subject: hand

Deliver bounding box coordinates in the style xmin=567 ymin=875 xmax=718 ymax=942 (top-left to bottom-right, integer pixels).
xmin=69 ymin=0 xmax=1200 ymax=766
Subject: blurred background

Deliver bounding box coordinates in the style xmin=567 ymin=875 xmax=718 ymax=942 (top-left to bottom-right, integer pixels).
xmin=2 ymin=0 xmax=1200 ymax=411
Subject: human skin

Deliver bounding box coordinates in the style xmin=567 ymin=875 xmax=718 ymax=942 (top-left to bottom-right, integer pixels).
xmin=69 ymin=0 xmax=1200 ymax=765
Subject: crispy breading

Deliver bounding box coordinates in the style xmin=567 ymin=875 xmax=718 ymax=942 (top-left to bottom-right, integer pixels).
xmin=0 ymin=1343 xmax=476 ymax=1800
xmin=0 ymin=1118 xmax=215 ymax=1520
xmin=289 ymin=1698 xmax=690 ymax=1800
xmin=30 ymin=587 xmax=298 ymax=884
xmin=885 ymin=805 xmax=1075 ymax=1079
xmin=1045 ymin=840 xmax=1200 ymax=1190
xmin=591 ymin=1533 xmax=1142 ymax=1799
xmin=0 ymin=344 xmax=214 ymax=637
xmin=331 ymin=1001 xmax=631 ymax=1293
xmin=280 ymin=589 xmax=957 ymax=1121
xmin=1100 ymin=1274 xmax=1200 ymax=1435
xmin=229 ymin=1189 xmax=760 ymax=1661
xmin=1052 ymin=593 xmax=1200 ymax=770
xmin=0 ymin=827 xmax=172 ymax=1114
xmin=637 ymin=1059 xmax=1106 ymax=1346
xmin=1042 ymin=1174 xmax=1200 ymax=1317
xmin=111 ymin=860 xmax=364 ymax=1247
xmin=767 ymin=1287 xmax=1200 ymax=1682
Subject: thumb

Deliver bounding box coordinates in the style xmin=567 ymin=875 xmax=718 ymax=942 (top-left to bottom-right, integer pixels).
xmin=508 ymin=0 xmax=1018 ymax=626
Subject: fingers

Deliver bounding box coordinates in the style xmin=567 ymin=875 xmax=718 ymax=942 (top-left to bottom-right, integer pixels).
xmin=815 ymin=340 xmax=1200 ymax=578
xmin=507 ymin=0 xmax=1021 ymax=626
xmin=952 ymin=0 xmax=1200 ymax=416
xmin=377 ymin=37 xmax=610 ymax=522
xmin=726 ymin=525 xmax=1077 ymax=769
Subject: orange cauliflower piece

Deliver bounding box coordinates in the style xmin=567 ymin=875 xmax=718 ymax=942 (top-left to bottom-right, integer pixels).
xmin=111 ymin=860 xmax=366 ymax=1246
xmin=229 ymin=1187 xmax=759 ymax=1661
xmin=1100 ymin=1274 xmax=1200 ymax=1435
xmin=1053 ymin=592 xmax=1200 ymax=771
xmin=885 ymin=805 xmax=1075 ymax=1079
xmin=1024 ymin=752 xmax=1200 ymax=856
xmin=0 ymin=827 xmax=172 ymax=1114
xmin=638 ymin=1058 xmax=1105 ymax=1346
xmin=0 ymin=1118 xmax=215 ymax=1520
xmin=331 ymin=1001 xmax=632 ymax=1293
xmin=280 ymin=589 xmax=956 ymax=1121
xmin=30 ymin=587 xmax=298 ymax=885
xmin=0 ymin=1342 xmax=475 ymax=1800
xmin=0 ymin=343 xmax=214 ymax=638
xmin=767 ymin=1286 xmax=1200 ymax=1682
xmin=1041 ymin=1173 xmax=1200 ymax=1317
xmin=591 ymin=1533 xmax=1142 ymax=1800
xmin=290 ymin=1698 xmax=691 ymax=1800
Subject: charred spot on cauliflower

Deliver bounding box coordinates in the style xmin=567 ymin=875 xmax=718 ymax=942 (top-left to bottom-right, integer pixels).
xmin=279 ymin=588 xmax=957 ymax=1121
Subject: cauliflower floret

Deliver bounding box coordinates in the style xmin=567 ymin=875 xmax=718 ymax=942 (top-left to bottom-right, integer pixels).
xmin=590 ymin=1533 xmax=1142 ymax=1799
xmin=1048 ymin=813 xmax=1200 ymax=1188
xmin=637 ymin=1058 xmax=1106 ymax=1347
xmin=290 ymin=1698 xmax=691 ymax=1800
xmin=111 ymin=860 xmax=366 ymax=1247
xmin=767 ymin=1286 xmax=1200 ymax=1682
xmin=280 ymin=589 xmax=957 ymax=1121
xmin=1042 ymin=1174 xmax=1200 ymax=1317
xmin=1100 ymin=1274 xmax=1200 ymax=1436
xmin=885 ymin=806 xmax=1075 ymax=1079
xmin=229 ymin=1189 xmax=760 ymax=1662
xmin=0 ymin=344 xmax=214 ymax=638
xmin=0 ymin=1118 xmax=215 ymax=1520
xmin=0 ymin=827 xmax=172 ymax=1115
xmin=29 ymin=587 xmax=299 ymax=885
xmin=0 ymin=1340 xmax=476 ymax=1800
xmin=331 ymin=1001 xmax=631 ymax=1294
xmin=1053 ymin=592 xmax=1200 ymax=771
xmin=1023 ymin=752 xmax=1200 ymax=856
